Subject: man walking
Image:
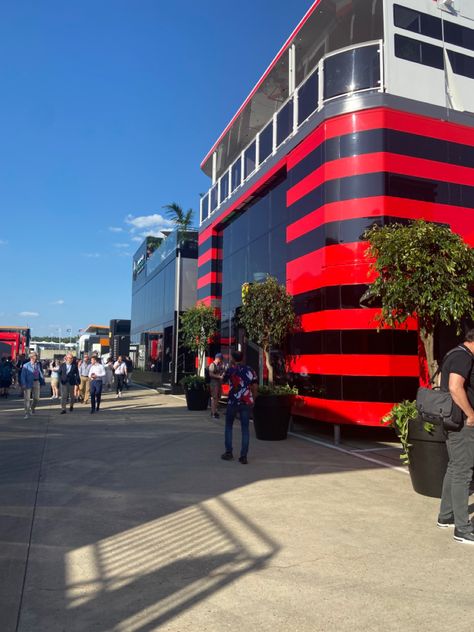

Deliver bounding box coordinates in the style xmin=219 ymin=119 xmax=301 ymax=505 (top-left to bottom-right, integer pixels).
xmin=209 ymin=353 xmax=225 ymax=419
xmin=124 ymin=356 xmax=134 ymax=389
xmin=113 ymin=356 xmax=127 ymax=398
xmin=221 ymin=350 xmax=258 ymax=465
xmin=78 ymin=353 xmax=91 ymax=404
xmin=438 ymin=329 xmax=474 ymax=544
xmin=20 ymin=352 xmax=45 ymax=418
xmin=59 ymin=353 xmax=80 ymax=414
xmin=88 ymin=356 xmax=105 ymax=414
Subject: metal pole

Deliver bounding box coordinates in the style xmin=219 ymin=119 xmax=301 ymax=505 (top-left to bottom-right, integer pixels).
xmin=174 ymin=244 xmax=181 ymax=385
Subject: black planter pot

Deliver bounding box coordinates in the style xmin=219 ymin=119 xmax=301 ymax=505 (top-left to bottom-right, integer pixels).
xmin=253 ymin=395 xmax=292 ymax=441
xmin=407 ymin=416 xmax=448 ymax=498
xmin=184 ymin=387 xmax=209 ymax=411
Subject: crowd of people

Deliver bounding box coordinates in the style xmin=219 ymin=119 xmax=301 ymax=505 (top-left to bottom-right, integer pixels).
xmin=0 ymin=351 xmax=133 ymax=418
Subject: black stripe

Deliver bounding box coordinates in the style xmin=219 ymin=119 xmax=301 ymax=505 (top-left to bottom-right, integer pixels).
xmin=289 ymin=128 xmax=474 ymax=186
xmin=290 ymin=329 xmax=417 ymax=356
xmin=198 ymin=235 xmax=222 ymax=255
xmin=293 ymin=284 xmax=372 ymax=315
xmin=288 ymin=215 xmax=412 ymax=262
xmin=289 ymin=172 xmax=474 ymax=223
xmin=197 ymin=284 xmax=222 ymax=301
xmin=198 ymin=259 xmax=222 ymax=278
xmin=290 ymin=374 xmax=419 ymax=403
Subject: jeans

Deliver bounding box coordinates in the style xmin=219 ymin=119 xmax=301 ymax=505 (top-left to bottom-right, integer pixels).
xmin=90 ymin=379 xmax=103 ymax=411
xmin=225 ymin=403 xmax=250 ymax=457
xmin=116 ymin=374 xmax=125 ymax=394
xmin=439 ymin=425 xmax=474 ymax=533
xmin=24 ymin=381 xmax=40 ymax=414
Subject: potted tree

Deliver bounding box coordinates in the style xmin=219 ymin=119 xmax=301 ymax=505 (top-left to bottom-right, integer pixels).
xmin=180 ymin=302 xmax=218 ymax=411
xmin=364 ymin=219 xmax=474 ymax=497
xmin=238 ymin=276 xmax=298 ymax=440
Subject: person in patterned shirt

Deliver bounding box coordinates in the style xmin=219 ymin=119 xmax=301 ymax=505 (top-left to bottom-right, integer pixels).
xmin=221 ymin=350 xmax=258 ymax=464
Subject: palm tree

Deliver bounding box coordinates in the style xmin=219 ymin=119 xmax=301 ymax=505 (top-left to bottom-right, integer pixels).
xmin=162 ymin=203 xmax=194 ymax=232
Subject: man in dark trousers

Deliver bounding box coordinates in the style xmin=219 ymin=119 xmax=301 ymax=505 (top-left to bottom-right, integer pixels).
xmin=59 ymin=353 xmax=80 ymax=415
xmin=221 ymin=350 xmax=258 ymax=465
xmin=438 ymin=329 xmax=474 ymax=544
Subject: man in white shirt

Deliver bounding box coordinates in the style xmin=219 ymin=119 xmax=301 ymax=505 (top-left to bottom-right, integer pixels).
xmin=113 ymin=356 xmax=127 ymax=398
xmin=88 ymin=356 xmax=106 ymax=414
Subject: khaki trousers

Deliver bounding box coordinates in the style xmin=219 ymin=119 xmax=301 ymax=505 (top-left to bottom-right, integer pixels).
xmin=24 ymin=382 xmax=40 ymax=414
xmin=79 ymin=376 xmax=90 ymax=403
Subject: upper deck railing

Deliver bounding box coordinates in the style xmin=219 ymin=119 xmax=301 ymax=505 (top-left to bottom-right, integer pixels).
xmin=200 ymin=40 xmax=383 ymax=226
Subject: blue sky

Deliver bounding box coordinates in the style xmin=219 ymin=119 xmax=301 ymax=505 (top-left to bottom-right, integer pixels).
xmin=0 ymin=0 xmax=312 ymax=336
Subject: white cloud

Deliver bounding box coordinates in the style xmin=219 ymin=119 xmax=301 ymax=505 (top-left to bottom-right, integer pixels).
xmin=131 ymin=236 xmax=143 ymax=243
xmin=0 ymin=239 xmax=7 ymax=245
xmin=118 ymin=251 xmax=132 ymax=257
xmin=125 ymin=213 xmax=174 ymax=237
xmin=19 ymin=311 xmax=39 ymax=317
xmin=113 ymin=243 xmax=129 ymax=249
xmin=108 ymin=226 xmax=123 ymax=233
xmin=82 ymin=252 xmax=101 ymax=258
xmin=51 ymin=299 xmax=65 ymax=305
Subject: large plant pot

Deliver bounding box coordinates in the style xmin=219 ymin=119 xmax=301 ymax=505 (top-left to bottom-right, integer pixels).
xmin=407 ymin=416 xmax=449 ymax=498
xmin=185 ymin=387 xmax=209 ymax=411
xmin=253 ymin=395 xmax=292 ymax=441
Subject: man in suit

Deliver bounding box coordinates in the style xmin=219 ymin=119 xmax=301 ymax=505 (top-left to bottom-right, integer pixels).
xmin=59 ymin=353 xmax=80 ymax=415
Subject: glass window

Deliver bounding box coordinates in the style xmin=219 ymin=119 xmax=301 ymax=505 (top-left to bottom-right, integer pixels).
xmin=393 ymin=4 xmax=441 ymax=40
xmin=298 ymin=70 xmax=319 ymax=125
xmin=210 ymin=184 xmax=218 ymax=213
xmin=259 ymin=121 xmax=273 ymax=164
xmin=244 ymin=140 xmax=256 ymax=179
xmin=444 ymin=21 xmax=474 ymax=52
xmin=276 ymin=99 xmax=294 ymax=147
xmin=448 ymin=50 xmax=474 ymax=80
xmin=231 ymin=158 xmax=242 ymax=192
xmin=394 ymin=35 xmax=443 ymax=70
xmin=201 ymin=194 xmax=209 ymax=222
xmin=219 ymin=171 xmax=229 ymax=204
xmin=323 ymin=44 xmax=380 ymax=101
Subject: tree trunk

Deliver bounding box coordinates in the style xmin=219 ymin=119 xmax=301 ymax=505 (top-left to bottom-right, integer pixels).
xmin=419 ymin=330 xmax=438 ymax=385
xmin=264 ymin=348 xmax=273 ymax=387
xmin=198 ymin=349 xmax=205 ymax=377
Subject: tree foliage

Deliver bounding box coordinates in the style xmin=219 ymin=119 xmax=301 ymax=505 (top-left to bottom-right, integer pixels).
xmin=162 ymin=202 xmax=194 ymax=231
xmin=364 ymin=220 xmax=474 ymax=378
xmin=238 ymin=276 xmax=297 ymax=385
xmin=364 ymin=220 xmax=474 ymax=334
xmin=180 ymin=303 xmax=218 ymax=374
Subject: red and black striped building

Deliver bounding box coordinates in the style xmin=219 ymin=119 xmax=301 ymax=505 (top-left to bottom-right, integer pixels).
xmin=198 ymin=0 xmax=474 ymax=427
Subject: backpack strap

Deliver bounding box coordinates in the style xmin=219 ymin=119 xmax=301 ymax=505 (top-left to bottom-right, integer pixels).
xmin=430 ymin=345 xmax=473 ymax=385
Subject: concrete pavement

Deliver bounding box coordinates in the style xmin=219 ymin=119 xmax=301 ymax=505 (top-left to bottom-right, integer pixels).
xmin=0 ymin=385 xmax=473 ymax=632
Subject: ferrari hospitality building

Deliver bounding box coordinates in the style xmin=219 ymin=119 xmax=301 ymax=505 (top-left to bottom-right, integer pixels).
xmin=197 ymin=0 xmax=474 ymax=426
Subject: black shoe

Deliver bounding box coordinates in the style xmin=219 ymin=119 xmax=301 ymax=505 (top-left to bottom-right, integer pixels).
xmin=213 ymin=413 xmax=220 ymax=419
xmin=60 ymin=410 xmax=66 ymax=415
xmin=69 ymin=405 xmax=73 ymax=412
xmin=454 ymin=529 xmax=474 ymax=544
xmin=90 ymin=410 xmax=95 ymax=414
xmin=221 ymin=452 xmax=233 ymax=461
xmin=239 ymin=456 xmax=248 ymax=465
xmin=437 ymin=517 xmax=455 ymax=528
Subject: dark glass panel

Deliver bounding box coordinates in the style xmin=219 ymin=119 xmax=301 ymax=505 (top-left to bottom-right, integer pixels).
xmin=444 ymin=21 xmax=474 ymax=52
xmin=394 ymin=35 xmax=443 ymax=70
xmin=219 ymin=172 xmax=229 ymax=204
xmin=210 ymin=185 xmax=218 ymax=213
xmin=244 ymin=140 xmax=256 ymax=179
xmin=323 ymin=44 xmax=380 ymax=100
xmin=201 ymin=194 xmax=209 ymax=221
xmin=276 ymin=99 xmax=294 ymax=147
xmin=340 ymin=284 xmax=369 ymax=309
xmin=259 ymin=122 xmax=273 ymax=164
xmin=447 ymin=50 xmax=474 ymax=80
xmin=270 ymin=177 xmax=288 ymax=228
xmin=393 ymin=5 xmax=420 ymax=32
xmin=231 ymin=159 xmax=242 ymax=192
xmin=297 ymin=71 xmax=319 ymax=125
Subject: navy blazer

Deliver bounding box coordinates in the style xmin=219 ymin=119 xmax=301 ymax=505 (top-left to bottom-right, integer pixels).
xmin=59 ymin=362 xmax=80 ymax=386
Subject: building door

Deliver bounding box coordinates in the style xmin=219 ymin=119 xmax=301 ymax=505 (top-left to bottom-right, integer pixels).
xmin=162 ymin=326 xmax=173 ymax=385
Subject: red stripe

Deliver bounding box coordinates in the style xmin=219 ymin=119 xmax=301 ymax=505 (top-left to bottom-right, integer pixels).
xmin=198 ymin=226 xmax=215 ymax=246
xmin=299 ymin=309 xmax=418 ymax=332
xmin=290 ymin=354 xmax=419 ymax=377
xmin=286 ymin=242 xmax=374 ymax=295
xmin=286 ymin=196 xmax=474 ymax=246
xmin=292 ymin=396 xmax=393 ymax=426
xmin=198 ymin=248 xmax=222 ymax=266
xmin=197 ymin=272 xmax=222 ymax=290
xmin=197 ymin=296 xmax=220 ymax=307
xmin=288 ymin=107 xmax=474 ymax=171
xmin=288 ymin=153 xmax=474 ymax=206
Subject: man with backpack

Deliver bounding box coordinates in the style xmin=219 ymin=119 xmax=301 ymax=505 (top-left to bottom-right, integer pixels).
xmin=438 ymin=329 xmax=474 ymax=544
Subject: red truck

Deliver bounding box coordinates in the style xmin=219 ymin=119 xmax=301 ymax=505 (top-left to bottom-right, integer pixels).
xmin=0 ymin=327 xmax=30 ymax=360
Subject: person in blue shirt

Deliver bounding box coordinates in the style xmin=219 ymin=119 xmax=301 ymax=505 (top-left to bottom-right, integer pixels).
xmin=20 ymin=352 xmax=45 ymax=419
xmin=0 ymin=357 xmax=13 ymax=398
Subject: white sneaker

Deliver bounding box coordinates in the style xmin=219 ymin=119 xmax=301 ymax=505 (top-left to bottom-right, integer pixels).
xmin=24 ymin=414 xmax=29 ymax=419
